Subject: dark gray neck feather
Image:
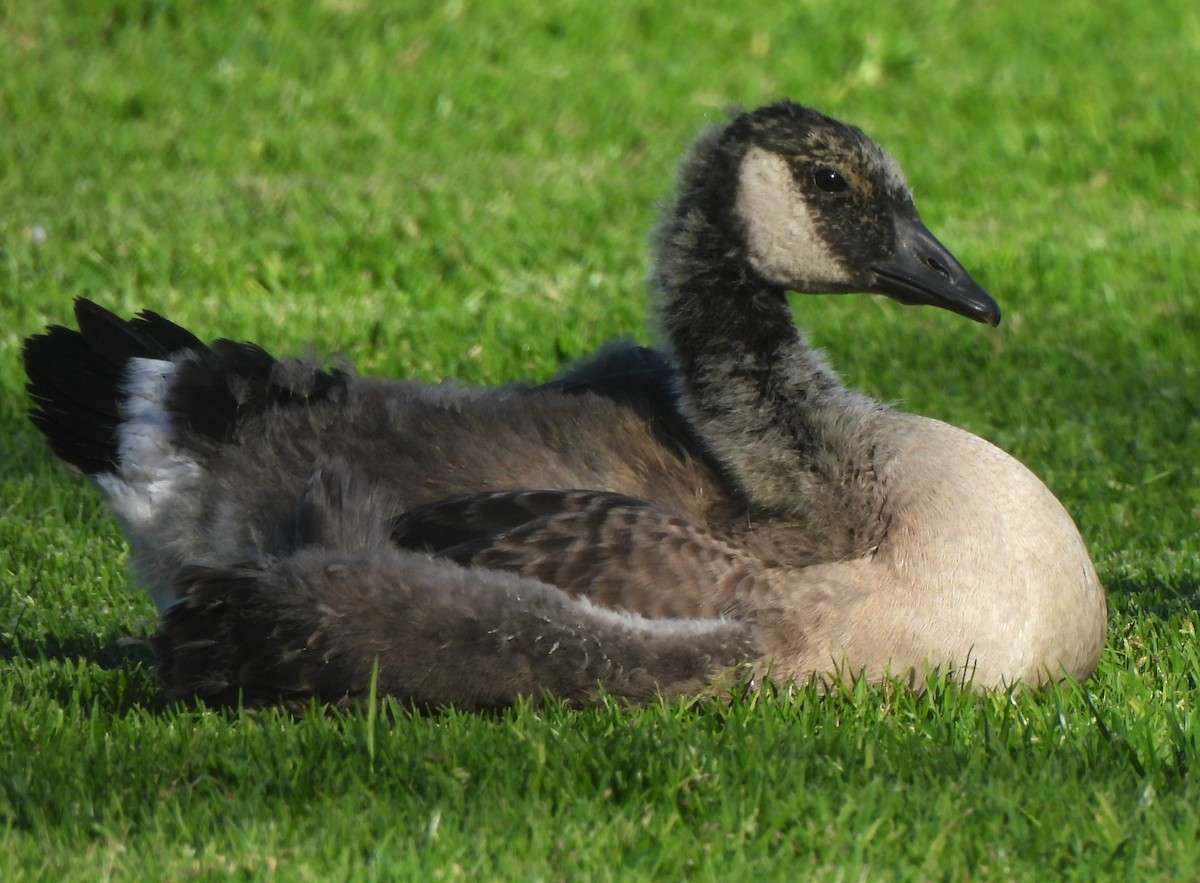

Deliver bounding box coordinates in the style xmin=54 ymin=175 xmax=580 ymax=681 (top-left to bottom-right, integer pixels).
xmin=650 ymin=163 xmax=886 ymax=524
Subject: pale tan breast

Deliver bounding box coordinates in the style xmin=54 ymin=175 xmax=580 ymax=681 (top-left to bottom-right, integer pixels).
xmin=862 ymin=414 xmax=1107 ymax=685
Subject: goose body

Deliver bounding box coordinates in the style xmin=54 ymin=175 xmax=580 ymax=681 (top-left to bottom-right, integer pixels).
xmin=24 ymin=101 xmax=1106 ymax=709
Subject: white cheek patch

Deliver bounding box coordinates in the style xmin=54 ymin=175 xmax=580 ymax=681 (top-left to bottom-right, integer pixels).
xmin=736 ymin=146 xmax=852 ymax=291
xmin=97 ymin=357 xmax=201 ymax=532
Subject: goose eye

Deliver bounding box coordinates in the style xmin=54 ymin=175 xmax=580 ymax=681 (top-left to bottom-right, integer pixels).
xmin=813 ymin=168 xmax=850 ymax=194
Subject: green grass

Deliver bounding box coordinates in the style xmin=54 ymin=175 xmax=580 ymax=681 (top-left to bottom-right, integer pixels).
xmin=3 ymin=0 xmax=1199 ymax=878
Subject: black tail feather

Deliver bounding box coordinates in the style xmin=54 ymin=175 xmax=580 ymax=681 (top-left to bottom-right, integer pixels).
xmin=23 ymin=299 xmax=207 ymax=475
xmin=24 ymin=298 xmax=350 ymax=475
xmin=73 ymin=298 xmax=205 ymax=363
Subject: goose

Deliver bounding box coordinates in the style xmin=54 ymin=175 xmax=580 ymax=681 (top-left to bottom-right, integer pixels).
xmin=23 ymin=101 xmax=1107 ymax=710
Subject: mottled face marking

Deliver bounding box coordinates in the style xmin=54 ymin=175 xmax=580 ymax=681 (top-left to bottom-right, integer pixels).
xmin=735 ymin=146 xmax=855 ymax=292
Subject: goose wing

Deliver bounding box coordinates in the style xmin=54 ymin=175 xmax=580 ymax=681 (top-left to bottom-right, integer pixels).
xmin=155 ymin=473 xmax=761 ymax=710
xmin=393 ymin=489 xmax=780 ymax=620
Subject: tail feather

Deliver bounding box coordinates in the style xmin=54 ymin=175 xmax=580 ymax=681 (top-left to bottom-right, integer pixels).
xmin=24 ymin=298 xmax=350 ymax=476
xmin=73 ymin=298 xmax=205 ymax=362
xmin=25 ymin=328 xmax=125 ymax=421
xmin=23 ymin=299 xmax=206 ymax=476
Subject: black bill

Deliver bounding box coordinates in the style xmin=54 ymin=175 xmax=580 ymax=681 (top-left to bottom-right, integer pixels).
xmin=871 ymin=215 xmax=1001 ymax=326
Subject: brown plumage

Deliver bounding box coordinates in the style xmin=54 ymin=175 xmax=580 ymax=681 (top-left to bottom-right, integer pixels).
xmin=23 ymin=101 xmax=1107 ymax=710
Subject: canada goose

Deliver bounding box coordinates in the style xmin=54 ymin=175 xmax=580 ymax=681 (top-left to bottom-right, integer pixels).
xmin=24 ymin=101 xmax=1107 ymax=710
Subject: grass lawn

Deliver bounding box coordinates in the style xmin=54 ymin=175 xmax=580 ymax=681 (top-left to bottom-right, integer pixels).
xmin=3 ymin=0 xmax=1199 ymax=878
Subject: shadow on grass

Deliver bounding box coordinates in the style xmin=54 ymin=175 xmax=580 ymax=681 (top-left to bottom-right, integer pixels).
xmin=0 ymin=628 xmax=154 ymax=668
xmin=2 ymin=628 xmax=167 ymax=714
xmin=1102 ymin=571 xmax=1200 ymax=619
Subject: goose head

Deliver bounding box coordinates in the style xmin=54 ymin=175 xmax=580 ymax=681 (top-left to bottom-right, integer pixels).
xmin=671 ymin=101 xmax=1000 ymax=326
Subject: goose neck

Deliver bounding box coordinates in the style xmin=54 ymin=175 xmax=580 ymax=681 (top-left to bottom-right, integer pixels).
xmin=653 ymin=229 xmax=878 ymax=514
